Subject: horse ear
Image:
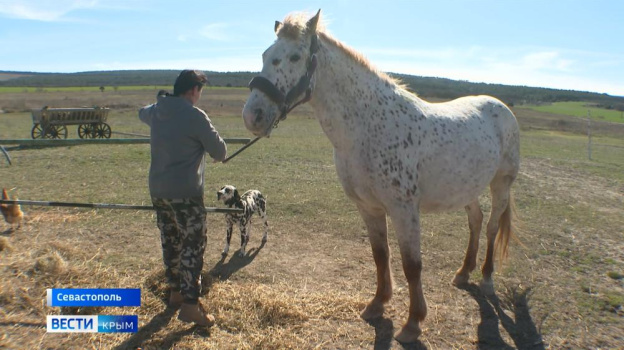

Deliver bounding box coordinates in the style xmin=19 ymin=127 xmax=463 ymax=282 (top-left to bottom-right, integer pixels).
xmin=274 ymin=20 xmax=282 ymax=33
xmin=306 ymin=9 xmax=321 ymax=33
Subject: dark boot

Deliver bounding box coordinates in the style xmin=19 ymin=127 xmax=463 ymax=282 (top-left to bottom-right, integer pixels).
xmin=178 ymin=302 xmax=215 ymax=327
xmin=168 ymin=290 xmax=184 ymax=308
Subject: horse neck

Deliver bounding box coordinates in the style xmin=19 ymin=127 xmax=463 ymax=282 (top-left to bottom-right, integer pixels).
xmin=309 ymin=38 xmax=410 ymax=151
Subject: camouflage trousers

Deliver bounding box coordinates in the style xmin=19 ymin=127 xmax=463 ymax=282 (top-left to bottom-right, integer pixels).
xmin=152 ymin=196 xmax=206 ymax=304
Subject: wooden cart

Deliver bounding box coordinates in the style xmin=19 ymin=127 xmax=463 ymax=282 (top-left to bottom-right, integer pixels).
xmin=31 ymin=107 xmax=111 ymax=139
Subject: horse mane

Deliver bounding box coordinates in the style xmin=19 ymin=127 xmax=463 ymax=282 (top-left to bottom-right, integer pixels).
xmin=277 ymin=12 xmax=406 ymax=90
xmin=277 ymin=12 xmax=325 ymax=40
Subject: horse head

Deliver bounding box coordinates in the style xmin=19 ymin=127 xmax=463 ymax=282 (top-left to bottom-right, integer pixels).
xmin=242 ymin=10 xmax=321 ymax=137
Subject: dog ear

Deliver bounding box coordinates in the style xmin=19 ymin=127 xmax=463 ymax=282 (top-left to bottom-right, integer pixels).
xmin=233 ymin=189 xmax=240 ymax=202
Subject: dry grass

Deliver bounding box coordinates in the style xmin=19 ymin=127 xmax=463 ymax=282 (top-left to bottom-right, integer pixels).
xmin=0 ymin=236 xmax=12 ymax=252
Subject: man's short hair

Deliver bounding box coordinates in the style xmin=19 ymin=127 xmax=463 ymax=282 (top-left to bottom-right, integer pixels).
xmin=173 ymin=70 xmax=208 ymax=96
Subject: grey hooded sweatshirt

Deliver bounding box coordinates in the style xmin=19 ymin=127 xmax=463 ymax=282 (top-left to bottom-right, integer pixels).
xmin=139 ymin=95 xmax=227 ymax=199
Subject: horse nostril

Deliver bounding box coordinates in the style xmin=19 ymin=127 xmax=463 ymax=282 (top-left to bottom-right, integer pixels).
xmin=254 ymin=108 xmax=264 ymax=123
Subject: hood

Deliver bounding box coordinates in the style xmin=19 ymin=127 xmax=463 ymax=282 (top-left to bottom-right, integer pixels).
xmin=152 ymin=95 xmax=193 ymax=120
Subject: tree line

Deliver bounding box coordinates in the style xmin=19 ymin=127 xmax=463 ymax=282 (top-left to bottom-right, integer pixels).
xmin=1 ymin=70 xmax=623 ymax=109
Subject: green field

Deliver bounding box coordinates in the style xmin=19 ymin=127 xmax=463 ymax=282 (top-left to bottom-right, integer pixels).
xmin=525 ymin=101 xmax=624 ymax=123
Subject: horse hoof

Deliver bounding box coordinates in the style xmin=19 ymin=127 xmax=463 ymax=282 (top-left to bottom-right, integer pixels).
xmin=360 ymin=302 xmax=384 ymax=320
xmin=394 ymin=323 xmax=422 ymax=343
xmin=452 ymin=273 xmax=469 ymax=286
xmin=480 ymin=279 xmax=495 ymax=295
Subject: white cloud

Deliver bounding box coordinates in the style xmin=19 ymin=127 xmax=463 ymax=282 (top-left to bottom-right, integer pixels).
xmin=0 ymin=0 xmax=98 ymax=21
xmin=199 ymin=23 xmax=232 ymax=42
xmin=508 ymin=51 xmax=574 ymax=73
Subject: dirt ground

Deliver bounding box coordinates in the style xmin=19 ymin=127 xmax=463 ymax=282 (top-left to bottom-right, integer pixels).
xmin=1 ymin=156 xmax=622 ymax=349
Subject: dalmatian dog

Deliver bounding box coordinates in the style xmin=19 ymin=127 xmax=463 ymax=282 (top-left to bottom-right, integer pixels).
xmin=217 ymin=185 xmax=268 ymax=256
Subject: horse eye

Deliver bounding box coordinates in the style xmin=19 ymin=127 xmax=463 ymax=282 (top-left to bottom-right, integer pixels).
xmin=290 ymin=54 xmax=301 ymax=62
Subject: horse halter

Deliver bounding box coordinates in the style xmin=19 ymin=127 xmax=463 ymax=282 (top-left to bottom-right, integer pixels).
xmin=223 ymin=35 xmax=319 ymax=164
xmin=248 ymin=34 xmax=319 ymax=133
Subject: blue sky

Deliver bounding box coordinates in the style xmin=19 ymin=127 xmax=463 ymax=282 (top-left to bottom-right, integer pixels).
xmin=1 ymin=0 xmax=622 ymax=96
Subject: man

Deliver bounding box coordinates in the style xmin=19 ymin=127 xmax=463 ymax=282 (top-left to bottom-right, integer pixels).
xmin=139 ymin=70 xmax=227 ymax=326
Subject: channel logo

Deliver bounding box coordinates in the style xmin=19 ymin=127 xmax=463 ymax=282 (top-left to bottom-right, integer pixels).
xmin=47 ymin=315 xmax=138 ymax=333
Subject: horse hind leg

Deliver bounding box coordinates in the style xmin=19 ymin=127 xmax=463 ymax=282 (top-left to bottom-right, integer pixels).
xmin=452 ymin=199 xmax=483 ymax=286
xmin=358 ymin=206 xmax=393 ymax=321
xmin=481 ymin=173 xmax=515 ymax=295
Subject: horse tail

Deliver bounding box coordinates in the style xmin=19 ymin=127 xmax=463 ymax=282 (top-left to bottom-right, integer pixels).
xmin=495 ymin=193 xmax=521 ymax=263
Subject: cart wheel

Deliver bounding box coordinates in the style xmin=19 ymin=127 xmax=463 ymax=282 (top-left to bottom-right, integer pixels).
xmin=31 ymin=124 xmax=44 ymax=139
xmin=46 ymin=125 xmax=68 ymax=139
xmin=94 ymin=123 xmax=112 ymax=139
xmin=78 ymin=124 xmax=96 ymax=139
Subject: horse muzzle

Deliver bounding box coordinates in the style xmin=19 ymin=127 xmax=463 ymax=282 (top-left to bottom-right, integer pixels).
xmin=242 ymin=92 xmax=280 ymax=137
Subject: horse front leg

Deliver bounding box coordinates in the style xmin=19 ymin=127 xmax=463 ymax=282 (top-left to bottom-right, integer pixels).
xmin=390 ymin=206 xmax=426 ymax=343
xmin=357 ymin=205 xmax=392 ymax=320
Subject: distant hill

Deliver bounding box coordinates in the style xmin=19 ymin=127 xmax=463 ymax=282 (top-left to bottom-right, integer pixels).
xmin=392 ymin=74 xmax=624 ymax=110
xmin=0 ymin=71 xmax=38 ymax=81
xmin=1 ymin=69 xmax=622 ymax=110
xmin=0 ymin=70 xmax=255 ymax=89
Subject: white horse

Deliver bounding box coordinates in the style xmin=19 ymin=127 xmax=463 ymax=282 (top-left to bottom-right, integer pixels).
xmin=242 ymin=10 xmax=520 ymax=343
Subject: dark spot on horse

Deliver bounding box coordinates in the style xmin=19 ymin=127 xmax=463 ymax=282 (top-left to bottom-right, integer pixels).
xmin=493 ymin=113 xmax=499 ymax=118
xmin=392 ymin=179 xmax=401 ymax=187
